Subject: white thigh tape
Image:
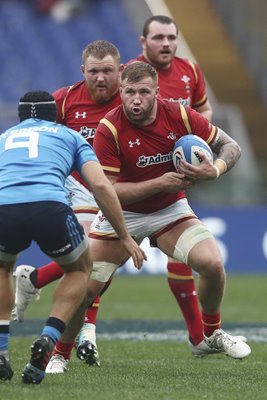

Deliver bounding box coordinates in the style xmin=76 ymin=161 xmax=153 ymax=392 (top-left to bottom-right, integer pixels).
xmin=173 ymin=224 xmax=213 ymax=264
xmin=90 ymin=261 xmax=118 ymax=283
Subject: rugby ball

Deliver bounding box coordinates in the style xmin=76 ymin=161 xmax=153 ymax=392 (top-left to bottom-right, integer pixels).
xmin=173 ymin=134 xmax=213 ymax=170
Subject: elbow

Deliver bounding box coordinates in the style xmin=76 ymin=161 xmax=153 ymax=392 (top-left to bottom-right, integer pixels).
xmin=236 ymin=143 xmax=242 ymax=160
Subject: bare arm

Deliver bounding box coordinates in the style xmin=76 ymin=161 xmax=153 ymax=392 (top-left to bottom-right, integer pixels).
xmin=177 ymin=128 xmax=241 ymax=180
xmin=194 ymin=99 xmax=213 ymax=122
xmin=108 ymin=172 xmax=193 ymax=205
xmin=210 ymin=128 xmax=241 ymax=171
xmin=80 ymin=161 xmax=146 ymax=268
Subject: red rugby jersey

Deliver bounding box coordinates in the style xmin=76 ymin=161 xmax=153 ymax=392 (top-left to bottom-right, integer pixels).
xmin=53 ymin=81 xmax=121 ymax=187
xmin=129 ymin=55 xmax=207 ymax=109
xmin=94 ymin=99 xmax=217 ymax=214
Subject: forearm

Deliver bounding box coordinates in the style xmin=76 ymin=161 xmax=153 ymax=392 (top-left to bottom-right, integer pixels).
xmin=211 ymin=128 xmax=241 ymax=176
xmin=113 ymin=178 xmax=162 ymax=205
xmin=215 ymin=142 xmax=241 ymax=171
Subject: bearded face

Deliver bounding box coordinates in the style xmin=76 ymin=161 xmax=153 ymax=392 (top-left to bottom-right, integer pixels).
xmin=82 ymin=55 xmax=121 ymax=103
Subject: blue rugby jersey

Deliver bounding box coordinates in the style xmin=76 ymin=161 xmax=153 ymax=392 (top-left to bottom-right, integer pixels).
xmin=0 ymin=118 xmax=98 ymax=205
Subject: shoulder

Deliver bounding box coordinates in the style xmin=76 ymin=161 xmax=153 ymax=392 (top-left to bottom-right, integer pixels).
xmin=100 ymin=104 xmax=123 ymax=125
xmin=171 ymin=57 xmax=202 ymax=78
xmin=53 ymin=81 xmax=86 ymax=101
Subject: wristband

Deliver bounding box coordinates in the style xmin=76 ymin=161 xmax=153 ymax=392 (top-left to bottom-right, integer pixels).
xmin=214 ymin=165 xmax=220 ymax=179
xmin=214 ymin=159 xmax=227 ymax=179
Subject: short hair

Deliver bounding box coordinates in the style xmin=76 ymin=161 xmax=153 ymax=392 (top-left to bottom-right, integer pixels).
xmin=121 ymin=61 xmax=158 ymax=86
xmin=142 ymin=15 xmax=178 ymax=37
xmin=82 ymin=40 xmax=121 ymax=64
xmin=18 ymin=90 xmax=57 ymax=122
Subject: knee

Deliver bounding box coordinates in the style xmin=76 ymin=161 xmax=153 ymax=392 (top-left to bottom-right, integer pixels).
xmin=198 ymin=256 xmax=225 ymax=279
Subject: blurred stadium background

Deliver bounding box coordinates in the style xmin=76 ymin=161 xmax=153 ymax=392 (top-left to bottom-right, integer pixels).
xmin=1 ymin=0 xmax=267 ymax=274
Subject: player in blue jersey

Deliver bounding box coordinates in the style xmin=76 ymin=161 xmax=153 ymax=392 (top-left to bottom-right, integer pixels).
xmin=0 ymin=90 xmax=146 ymax=384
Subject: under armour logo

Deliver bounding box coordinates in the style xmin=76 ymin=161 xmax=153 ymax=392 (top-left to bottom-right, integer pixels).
xmin=180 ymin=290 xmax=197 ymax=298
xmin=129 ymin=139 xmax=141 ymax=147
xmin=75 ymin=111 xmax=87 ymax=119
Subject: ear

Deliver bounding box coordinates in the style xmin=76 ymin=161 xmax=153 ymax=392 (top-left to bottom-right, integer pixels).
xmin=81 ymin=64 xmax=85 ymax=74
xmin=140 ymin=36 xmax=146 ymax=49
xmin=119 ymin=64 xmax=125 ymax=73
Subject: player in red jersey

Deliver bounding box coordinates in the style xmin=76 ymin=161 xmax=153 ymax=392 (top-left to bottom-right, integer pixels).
xmin=128 ymin=15 xmax=215 ymax=355
xmin=130 ymin=15 xmax=212 ymax=120
xmin=71 ymin=61 xmax=250 ymax=361
xmin=13 ymin=23 xmax=246 ymax=372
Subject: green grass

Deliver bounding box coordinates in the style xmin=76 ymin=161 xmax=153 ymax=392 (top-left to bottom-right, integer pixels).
xmin=4 ymin=340 xmax=267 ymax=400
xmin=23 ymin=274 xmax=267 ymax=323
xmin=2 ymin=274 xmax=267 ymax=399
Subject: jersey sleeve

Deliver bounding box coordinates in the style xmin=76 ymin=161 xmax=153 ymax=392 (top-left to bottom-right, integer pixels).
xmin=190 ymin=62 xmax=208 ymax=109
xmin=93 ymin=119 xmax=121 ymax=176
xmin=186 ymin=106 xmax=217 ymax=144
xmin=52 ymin=86 xmax=70 ymax=124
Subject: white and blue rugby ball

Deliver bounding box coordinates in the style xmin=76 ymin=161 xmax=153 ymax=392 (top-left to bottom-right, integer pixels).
xmin=173 ymin=134 xmax=213 ymax=170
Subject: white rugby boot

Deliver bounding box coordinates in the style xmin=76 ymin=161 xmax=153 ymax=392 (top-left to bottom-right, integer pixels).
xmin=77 ymin=323 xmax=100 ymax=366
xmin=46 ymin=354 xmax=69 ymax=374
xmin=189 ymin=339 xmax=222 ymax=357
xmin=13 ymin=265 xmax=41 ymax=322
xmin=204 ymin=329 xmax=251 ymax=359
xmin=189 ymin=334 xmax=248 ymax=357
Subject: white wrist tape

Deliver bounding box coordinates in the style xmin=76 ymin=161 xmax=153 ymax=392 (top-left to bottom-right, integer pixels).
xmin=214 ymin=159 xmax=227 ymax=179
xmin=214 ymin=165 xmax=220 ymax=179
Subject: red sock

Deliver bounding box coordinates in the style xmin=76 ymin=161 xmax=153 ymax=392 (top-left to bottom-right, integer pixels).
xmin=84 ymin=296 xmax=100 ymax=325
xmin=53 ymin=341 xmax=74 ymax=360
xmin=84 ymin=277 xmax=114 ymax=324
xmin=202 ymin=312 xmax=221 ymax=338
xmin=35 ymin=261 xmax=64 ymax=289
xmin=167 ymin=261 xmax=203 ymax=345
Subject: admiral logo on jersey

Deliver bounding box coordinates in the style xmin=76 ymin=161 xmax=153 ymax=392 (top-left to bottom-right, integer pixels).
xmin=137 ymin=152 xmax=172 ymax=168
xmin=177 ymin=96 xmax=191 ymax=107
xmin=161 ymin=96 xmax=190 ymax=106
xmin=79 ymin=126 xmax=96 ymax=140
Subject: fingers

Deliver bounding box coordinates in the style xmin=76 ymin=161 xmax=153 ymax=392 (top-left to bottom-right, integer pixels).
xmin=132 ymin=246 xmax=147 ymax=270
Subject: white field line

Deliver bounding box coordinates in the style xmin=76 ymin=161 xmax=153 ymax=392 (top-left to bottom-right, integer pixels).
xmin=97 ymin=327 xmax=267 ymax=342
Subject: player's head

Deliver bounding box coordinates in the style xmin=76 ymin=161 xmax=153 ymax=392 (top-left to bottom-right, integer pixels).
xmin=140 ymin=15 xmax=178 ymax=69
xmin=18 ymin=90 xmax=57 ymax=122
xmin=120 ymin=61 xmax=159 ymax=125
xmin=81 ymin=40 xmax=123 ymax=103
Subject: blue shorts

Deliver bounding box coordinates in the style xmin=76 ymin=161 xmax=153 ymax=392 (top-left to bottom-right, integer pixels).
xmin=0 ymin=201 xmax=88 ymax=264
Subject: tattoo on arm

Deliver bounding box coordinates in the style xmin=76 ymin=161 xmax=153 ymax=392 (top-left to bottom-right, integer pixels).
xmin=210 ymin=128 xmax=241 ymax=171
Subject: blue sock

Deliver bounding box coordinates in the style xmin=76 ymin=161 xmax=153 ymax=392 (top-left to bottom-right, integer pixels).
xmin=0 ymin=333 xmax=9 ymax=352
xmin=41 ymin=317 xmax=66 ymax=344
xmin=0 ymin=322 xmax=10 ymax=353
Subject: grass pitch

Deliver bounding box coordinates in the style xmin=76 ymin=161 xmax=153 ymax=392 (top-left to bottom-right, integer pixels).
xmin=2 ymin=274 xmax=267 ymax=399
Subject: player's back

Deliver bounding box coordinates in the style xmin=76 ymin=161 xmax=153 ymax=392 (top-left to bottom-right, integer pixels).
xmin=0 ymin=118 xmax=94 ymax=205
